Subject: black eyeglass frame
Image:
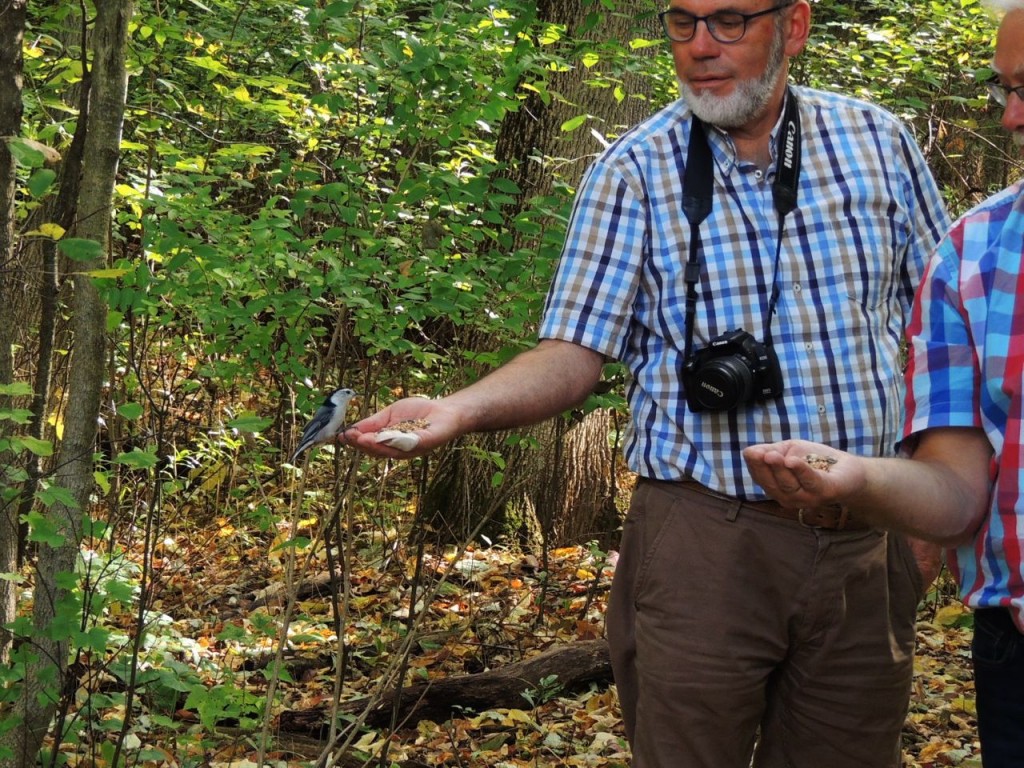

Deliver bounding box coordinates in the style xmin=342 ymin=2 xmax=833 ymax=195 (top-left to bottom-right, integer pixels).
xmin=985 ymin=75 xmax=1024 ymax=107
xmin=658 ymin=2 xmax=795 ymax=44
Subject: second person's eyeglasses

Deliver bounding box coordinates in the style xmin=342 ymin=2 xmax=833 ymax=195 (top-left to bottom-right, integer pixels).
xmin=986 ymin=75 xmax=1024 ymax=107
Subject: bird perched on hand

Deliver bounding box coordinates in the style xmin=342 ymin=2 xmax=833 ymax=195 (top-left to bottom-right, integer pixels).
xmin=292 ymin=387 xmax=357 ymax=462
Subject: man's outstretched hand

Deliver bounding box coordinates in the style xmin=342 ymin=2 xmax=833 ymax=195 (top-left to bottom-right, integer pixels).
xmin=342 ymin=397 xmax=465 ymax=459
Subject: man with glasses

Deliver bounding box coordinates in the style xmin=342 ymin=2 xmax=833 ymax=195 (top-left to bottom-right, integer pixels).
xmin=744 ymin=3 xmax=1024 ymax=765
xmin=346 ymin=1 xmax=949 ymax=765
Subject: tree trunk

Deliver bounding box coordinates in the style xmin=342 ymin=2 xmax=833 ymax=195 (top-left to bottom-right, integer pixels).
xmin=0 ymin=0 xmax=133 ymax=764
xmin=17 ymin=8 xmax=90 ymax=572
xmin=423 ymin=1 xmax=656 ymax=550
xmin=0 ymin=0 xmax=26 ymax=668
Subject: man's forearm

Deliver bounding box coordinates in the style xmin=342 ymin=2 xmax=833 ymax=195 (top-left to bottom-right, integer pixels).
xmin=854 ymin=449 xmax=990 ymax=545
xmin=445 ymin=339 xmax=606 ymax=433
xmin=744 ymin=428 xmax=993 ymax=546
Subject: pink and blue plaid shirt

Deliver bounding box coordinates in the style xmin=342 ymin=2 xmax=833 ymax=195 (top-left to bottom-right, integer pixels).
xmin=905 ymin=178 xmax=1024 ymax=627
xmin=540 ymin=86 xmax=949 ymax=499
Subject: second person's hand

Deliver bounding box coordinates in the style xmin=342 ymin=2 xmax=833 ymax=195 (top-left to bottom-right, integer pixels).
xmin=743 ymin=438 xmax=863 ymax=509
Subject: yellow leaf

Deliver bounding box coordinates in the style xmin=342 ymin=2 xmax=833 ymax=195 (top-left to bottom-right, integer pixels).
xmin=25 ymin=222 xmax=66 ymax=239
xmin=953 ymin=696 xmax=978 ymax=715
xmin=503 ymin=708 xmax=534 ymax=725
xmin=353 ymin=730 xmax=388 ymax=752
xmin=551 ymin=546 xmax=579 ymax=558
xmin=934 ymin=603 xmax=970 ymax=627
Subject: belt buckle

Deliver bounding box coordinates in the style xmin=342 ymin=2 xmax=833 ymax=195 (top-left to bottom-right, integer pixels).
xmin=797 ymin=508 xmax=816 ymax=528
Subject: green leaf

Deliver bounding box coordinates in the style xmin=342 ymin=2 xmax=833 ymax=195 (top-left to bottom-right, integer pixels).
xmin=216 ymin=622 xmax=247 ymax=641
xmin=94 ymin=471 xmax=111 ymax=495
xmin=227 ymin=414 xmax=272 ymax=432
xmin=0 ymin=408 xmax=33 ymax=425
xmin=11 ymin=436 xmax=53 ymax=457
xmin=323 ymin=1 xmax=357 ymax=18
xmin=37 ymin=484 xmax=79 ymax=510
xmin=116 ymin=402 xmax=145 ymax=421
xmin=75 ymin=626 xmax=110 ymax=652
xmin=0 ymin=382 xmax=32 ymax=397
xmin=104 ymin=579 xmax=136 ymax=604
xmin=492 ymin=177 xmax=522 ymax=194
xmin=28 ymin=169 xmax=56 ymax=198
xmin=114 ymin=448 xmax=159 ymax=469
xmin=4 ymin=138 xmax=45 ymax=167
xmin=560 ymin=114 xmax=588 ymax=132
xmin=25 ymin=512 xmax=65 ymax=547
xmin=272 ymin=536 xmax=311 ymax=552
xmin=58 ymin=238 xmax=104 ymax=262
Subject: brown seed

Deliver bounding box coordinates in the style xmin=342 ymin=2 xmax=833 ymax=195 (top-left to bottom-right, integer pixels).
xmin=382 ymin=418 xmax=430 ymax=433
xmin=805 ymin=454 xmax=838 ymax=472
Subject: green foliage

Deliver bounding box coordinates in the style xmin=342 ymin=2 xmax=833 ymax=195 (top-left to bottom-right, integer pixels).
xmin=92 ymin=0 xmax=574 ymax=402
xmin=801 ymin=0 xmax=1007 ymax=212
xmin=183 ymin=680 xmax=265 ymax=729
xmin=521 ymin=673 xmax=563 ymax=708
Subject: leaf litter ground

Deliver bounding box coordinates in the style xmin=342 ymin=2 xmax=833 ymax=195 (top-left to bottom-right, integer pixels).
xmin=60 ymin=523 xmax=980 ymax=768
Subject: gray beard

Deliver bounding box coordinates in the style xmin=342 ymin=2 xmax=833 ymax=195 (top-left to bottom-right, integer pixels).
xmin=680 ymin=31 xmax=786 ymax=129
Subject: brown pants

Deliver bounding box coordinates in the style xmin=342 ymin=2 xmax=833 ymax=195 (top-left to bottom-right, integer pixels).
xmin=606 ymin=479 xmax=924 ymax=768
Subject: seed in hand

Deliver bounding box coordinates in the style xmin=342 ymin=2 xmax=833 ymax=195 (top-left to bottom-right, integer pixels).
xmin=805 ymin=454 xmax=838 ymax=472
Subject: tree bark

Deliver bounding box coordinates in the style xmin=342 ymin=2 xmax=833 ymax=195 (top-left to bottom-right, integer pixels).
xmin=0 ymin=0 xmax=133 ymax=764
xmin=0 ymin=0 xmax=27 ymax=668
xmin=16 ymin=7 xmax=89 ymax=572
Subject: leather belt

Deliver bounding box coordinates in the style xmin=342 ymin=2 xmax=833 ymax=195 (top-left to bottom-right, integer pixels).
xmin=673 ymin=479 xmax=870 ymax=532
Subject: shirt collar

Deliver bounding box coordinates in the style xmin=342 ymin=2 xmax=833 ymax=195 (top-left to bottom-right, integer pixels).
xmin=688 ymin=89 xmax=793 ymax=178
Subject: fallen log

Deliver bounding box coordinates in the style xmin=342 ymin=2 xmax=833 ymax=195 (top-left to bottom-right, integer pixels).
xmin=278 ymin=639 xmax=612 ymax=737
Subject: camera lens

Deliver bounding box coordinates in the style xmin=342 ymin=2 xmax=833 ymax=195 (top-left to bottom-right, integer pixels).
xmin=691 ymin=356 xmax=754 ymax=411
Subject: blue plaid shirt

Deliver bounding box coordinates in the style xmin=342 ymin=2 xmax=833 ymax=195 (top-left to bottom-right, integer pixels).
xmin=540 ymin=86 xmax=949 ymax=499
xmin=905 ymin=179 xmax=1024 ymax=625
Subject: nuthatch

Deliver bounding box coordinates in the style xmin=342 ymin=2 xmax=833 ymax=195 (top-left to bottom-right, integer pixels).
xmin=292 ymin=388 xmax=357 ymax=462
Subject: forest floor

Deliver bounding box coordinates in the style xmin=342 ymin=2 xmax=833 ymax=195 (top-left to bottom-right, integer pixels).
xmin=59 ymin=518 xmax=980 ymax=768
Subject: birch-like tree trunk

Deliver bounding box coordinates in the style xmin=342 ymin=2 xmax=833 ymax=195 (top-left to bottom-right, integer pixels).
xmin=0 ymin=0 xmax=27 ymax=667
xmin=0 ymin=0 xmax=133 ymax=763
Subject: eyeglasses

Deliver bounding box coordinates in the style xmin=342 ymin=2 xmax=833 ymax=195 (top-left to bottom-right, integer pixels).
xmin=985 ymin=75 xmax=1024 ymax=107
xmin=658 ymin=3 xmax=794 ymax=44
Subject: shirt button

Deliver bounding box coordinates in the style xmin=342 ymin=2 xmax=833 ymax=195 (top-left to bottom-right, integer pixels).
xmin=754 ymin=169 xmax=763 ymax=181
xmin=793 ymin=283 xmax=802 ymax=293
xmin=817 ymin=405 xmax=827 ymax=414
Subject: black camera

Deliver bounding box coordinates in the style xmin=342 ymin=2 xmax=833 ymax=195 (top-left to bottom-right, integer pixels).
xmin=683 ymin=328 xmax=783 ymax=412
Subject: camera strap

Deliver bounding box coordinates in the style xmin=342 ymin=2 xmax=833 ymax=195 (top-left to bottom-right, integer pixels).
xmin=682 ymin=89 xmax=801 ymax=359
